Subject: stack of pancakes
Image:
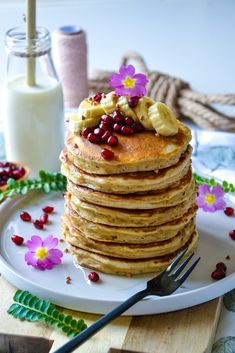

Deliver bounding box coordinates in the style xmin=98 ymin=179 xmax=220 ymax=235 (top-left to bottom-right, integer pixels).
xmin=60 ymin=120 xmax=198 ymax=276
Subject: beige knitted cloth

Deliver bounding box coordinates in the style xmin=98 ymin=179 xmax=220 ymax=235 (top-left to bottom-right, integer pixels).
xmin=89 ymin=51 xmax=235 ymax=131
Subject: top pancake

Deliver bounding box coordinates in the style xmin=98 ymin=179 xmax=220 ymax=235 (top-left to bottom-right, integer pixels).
xmin=65 ymin=120 xmax=191 ymax=174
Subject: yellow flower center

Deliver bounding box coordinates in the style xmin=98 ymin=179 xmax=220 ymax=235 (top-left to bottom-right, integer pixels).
xmin=122 ymin=76 xmax=135 ymax=88
xmin=205 ymin=194 xmax=215 ymax=204
xmin=36 ymin=247 xmax=48 ymax=259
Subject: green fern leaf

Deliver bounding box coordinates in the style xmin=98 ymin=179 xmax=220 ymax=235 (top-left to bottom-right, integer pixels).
xmin=8 ymin=290 xmax=87 ymax=337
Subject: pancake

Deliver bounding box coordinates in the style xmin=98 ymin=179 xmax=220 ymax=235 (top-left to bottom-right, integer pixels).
xmin=60 ymin=145 xmax=192 ymax=194
xmin=64 ymin=203 xmax=197 ymax=243
xmin=67 ymin=169 xmax=195 ymax=210
xmin=65 ymin=120 xmax=191 ymax=174
xmin=67 ymin=229 xmax=199 ymax=276
xmin=66 ymin=186 xmax=197 ymax=227
xmin=62 ymin=215 xmax=195 ymax=259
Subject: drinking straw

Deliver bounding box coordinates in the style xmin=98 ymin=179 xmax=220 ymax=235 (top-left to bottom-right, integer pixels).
xmin=26 ymin=0 xmax=36 ymax=85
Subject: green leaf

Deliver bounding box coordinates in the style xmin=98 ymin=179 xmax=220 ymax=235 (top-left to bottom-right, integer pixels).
xmin=8 ymin=290 xmax=87 ymax=337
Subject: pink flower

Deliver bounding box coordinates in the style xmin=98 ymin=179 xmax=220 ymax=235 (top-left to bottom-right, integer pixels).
xmin=109 ymin=65 xmax=148 ymax=97
xmin=25 ymin=235 xmax=63 ymax=270
xmin=197 ymin=184 xmax=226 ymax=212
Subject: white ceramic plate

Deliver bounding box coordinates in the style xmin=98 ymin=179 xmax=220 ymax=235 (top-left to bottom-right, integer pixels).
xmin=0 ymin=191 xmax=234 ymax=316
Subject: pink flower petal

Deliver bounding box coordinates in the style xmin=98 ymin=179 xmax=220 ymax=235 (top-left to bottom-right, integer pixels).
xmin=36 ymin=258 xmax=54 ymax=270
xmin=133 ymin=73 xmax=149 ymax=85
xmin=196 ymin=195 xmax=207 ymax=207
xmin=130 ymin=85 xmax=146 ymax=97
xmin=25 ymin=251 xmax=37 ymax=266
xmin=42 ymin=235 xmax=58 ymax=250
xmin=214 ymin=198 xmax=226 ymax=210
xmin=115 ymin=86 xmax=129 ymax=96
xmin=198 ymin=184 xmax=210 ymax=195
xmin=119 ymin=65 xmax=135 ymax=78
xmin=212 ymin=185 xmax=224 ymax=198
xmin=109 ymin=73 xmax=123 ymax=87
xmin=26 ymin=236 xmax=42 ymax=251
xmin=47 ymin=249 xmax=63 ymax=264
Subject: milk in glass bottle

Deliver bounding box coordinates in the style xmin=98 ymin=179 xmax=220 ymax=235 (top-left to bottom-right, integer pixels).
xmin=2 ymin=27 xmax=64 ymax=177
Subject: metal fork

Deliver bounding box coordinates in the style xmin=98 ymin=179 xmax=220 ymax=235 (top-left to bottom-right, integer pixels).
xmin=54 ymin=248 xmax=200 ymax=353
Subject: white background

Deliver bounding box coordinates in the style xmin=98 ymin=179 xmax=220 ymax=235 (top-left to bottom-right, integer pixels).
xmin=0 ymin=0 xmax=234 ymax=95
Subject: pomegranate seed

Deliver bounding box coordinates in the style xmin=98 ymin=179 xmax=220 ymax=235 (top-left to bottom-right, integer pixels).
xmin=101 ymin=148 xmax=114 ymax=160
xmin=216 ymin=262 xmax=227 ymax=272
xmin=125 ymin=117 xmax=134 ymax=126
xmin=94 ymin=128 xmax=104 ymax=137
xmin=12 ymin=170 xmax=22 ymax=180
xmin=11 ymin=235 xmax=24 ymax=246
xmin=121 ymin=125 xmax=134 ymax=135
xmin=224 ymin=207 xmax=234 ymax=216
xmin=20 ymin=211 xmax=31 ymax=222
xmin=93 ymin=92 xmax=102 ymax=103
xmin=40 ymin=213 xmax=48 ymax=224
xmin=132 ymin=122 xmax=145 ymax=132
xmin=113 ymin=123 xmax=123 ymax=132
xmin=112 ymin=111 xmax=125 ymax=124
xmin=34 ymin=220 xmax=44 ymax=230
xmin=81 ymin=128 xmax=93 ymax=138
xmin=101 ymin=115 xmax=113 ymax=126
xmin=42 ymin=206 xmax=54 ymax=214
xmin=107 ymin=135 xmax=118 ymax=147
xmin=128 ymin=96 xmax=140 ymax=108
xmin=229 ymin=229 xmax=235 ymax=240
xmin=88 ymin=133 xmax=101 ymax=143
xmin=101 ymin=131 xmax=112 ymax=142
xmin=99 ymin=122 xmax=110 ymax=132
xmin=211 ymin=270 xmax=226 ymax=280
xmin=88 ymin=271 xmax=100 ymax=282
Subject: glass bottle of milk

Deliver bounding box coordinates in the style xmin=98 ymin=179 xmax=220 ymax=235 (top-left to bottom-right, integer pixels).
xmin=2 ymin=27 xmax=64 ymax=177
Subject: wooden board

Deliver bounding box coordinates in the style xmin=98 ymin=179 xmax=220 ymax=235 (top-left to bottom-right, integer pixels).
xmin=0 ymin=276 xmax=222 ymax=353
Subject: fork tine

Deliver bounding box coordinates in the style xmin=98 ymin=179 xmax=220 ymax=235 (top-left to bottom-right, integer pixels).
xmin=171 ymin=252 xmax=195 ymax=279
xmin=177 ymin=257 xmax=201 ymax=284
xmin=166 ymin=247 xmax=188 ymax=273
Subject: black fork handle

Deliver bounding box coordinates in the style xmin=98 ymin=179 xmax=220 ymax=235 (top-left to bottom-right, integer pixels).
xmin=53 ymin=289 xmax=148 ymax=353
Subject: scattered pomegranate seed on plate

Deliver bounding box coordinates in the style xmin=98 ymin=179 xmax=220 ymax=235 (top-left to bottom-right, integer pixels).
xmin=40 ymin=213 xmax=48 ymax=224
xmin=42 ymin=206 xmax=54 ymax=214
xmin=224 ymin=207 xmax=234 ymax=216
xmin=11 ymin=235 xmax=24 ymax=246
xmin=20 ymin=211 xmax=31 ymax=222
xmin=216 ymin=262 xmax=227 ymax=272
xmin=34 ymin=220 xmax=44 ymax=230
xmin=101 ymin=148 xmax=114 ymax=160
xmin=88 ymin=272 xmax=100 ymax=282
xmin=229 ymin=230 xmax=235 ymax=240
xmin=211 ymin=270 xmax=226 ymax=280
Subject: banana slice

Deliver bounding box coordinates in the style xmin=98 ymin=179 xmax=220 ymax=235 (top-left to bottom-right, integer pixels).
xmin=100 ymin=91 xmax=118 ymax=114
xmin=148 ymin=102 xmax=179 ymax=136
xmin=116 ymin=96 xmax=138 ymax=120
xmin=69 ymin=113 xmax=100 ymax=132
xmin=78 ymin=98 xmax=104 ymax=119
xmin=134 ymin=96 xmax=155 ymax=130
